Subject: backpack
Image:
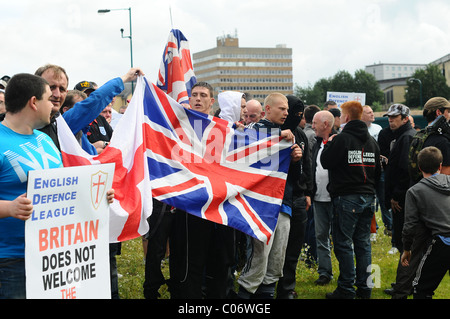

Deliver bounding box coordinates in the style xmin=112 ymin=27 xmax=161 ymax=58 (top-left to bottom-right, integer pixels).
xmin=408 ymin=116 xmax=450 ymax=184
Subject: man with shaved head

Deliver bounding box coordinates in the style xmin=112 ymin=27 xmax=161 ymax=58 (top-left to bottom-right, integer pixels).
xmin=244 ymin=99 xmax=264 ymax=125
xmin=311 ymin=111 xmax=335 ymax=286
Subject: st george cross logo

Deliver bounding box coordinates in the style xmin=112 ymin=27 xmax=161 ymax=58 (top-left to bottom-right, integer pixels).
xmin=143 ymin=79 xmax=292 ymax=242
xmin=91 ymin=170 xmax=108 ymax=210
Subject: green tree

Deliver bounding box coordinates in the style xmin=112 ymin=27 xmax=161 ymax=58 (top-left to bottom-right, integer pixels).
xmin=405 ymin=64 xmax=450 ymax=108
xmin=294 ymin=78 xmax=331 ymax=106
xmin=354 ymin=70 xmax=384 ymax=105
xmin=329 ymin=70 xmax=355 ymax=92
xmin=295 ymin=69 xmax=384 ymax=107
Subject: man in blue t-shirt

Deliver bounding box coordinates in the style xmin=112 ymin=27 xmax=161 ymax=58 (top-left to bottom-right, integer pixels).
xmin=0 ymin=73 xmax=118 ymax=299
xmin=0 ymin=73 xmax=62 ymax=298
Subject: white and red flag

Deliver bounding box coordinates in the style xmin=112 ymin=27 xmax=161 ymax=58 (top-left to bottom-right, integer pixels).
xmin=56 ymin=77 xmax=152 ymax=243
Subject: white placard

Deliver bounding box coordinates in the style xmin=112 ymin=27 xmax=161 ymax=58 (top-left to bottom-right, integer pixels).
xmin=25 ymin=163 xmax=115 ymax=299
xmin=326 ymin=91 xmax=366 ymax=107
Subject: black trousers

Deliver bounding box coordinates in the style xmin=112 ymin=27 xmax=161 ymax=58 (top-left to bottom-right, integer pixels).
xmin=169 ymin=210 xmax=235 ymax=299
xmin=413 ymin=236 xmax=450 ymax=299
xmin=143 ymin=200 xmax=174 ymax=299
xmin=392 ymin=224 xmax=430 ymax=298
xmin=276 ymin=196 xmax=308 ymax=297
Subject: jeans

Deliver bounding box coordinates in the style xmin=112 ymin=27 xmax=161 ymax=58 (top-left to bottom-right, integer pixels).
xmin=332 ymin=194 xmax=375 ymax=297
xmin=376 ymin=171 xmax=392 ymax=230
xmin=0 ymin=258 xmax=26 ymax=299
xmin=313 ymin=201 xmax=333 ymax=280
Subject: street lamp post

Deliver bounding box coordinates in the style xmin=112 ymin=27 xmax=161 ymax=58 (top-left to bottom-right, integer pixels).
xmin=408 ymin=77 xmax=423 ymax=108
xmin=98 ymin=7 xmax=134 ymax=93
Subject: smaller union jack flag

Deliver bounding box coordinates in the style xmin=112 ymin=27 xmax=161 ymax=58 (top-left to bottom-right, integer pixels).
xmin=144 ymin=78 xmax=292 ymax=243
xmin=157 ymin=29 xmax=197 ymax=104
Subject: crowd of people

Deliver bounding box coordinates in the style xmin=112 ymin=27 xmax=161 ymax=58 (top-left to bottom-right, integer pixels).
xmin=1 ymin=67 xmax=450 ymax=300
xmin=143 ymin=83 xmax=450 ymax=300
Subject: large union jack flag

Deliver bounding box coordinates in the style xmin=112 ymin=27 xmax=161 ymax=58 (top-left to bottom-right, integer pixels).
xmin=58 ymin=76 xmax=292 ymax=243
xmin=143 ymin=78 xmax=292 ymax=243
xmin=157 ymin=29 xmax=196 ymax=104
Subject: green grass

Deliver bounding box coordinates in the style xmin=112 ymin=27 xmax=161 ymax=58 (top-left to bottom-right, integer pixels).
xmin=116 ymin=210 xmax=450 ymax=299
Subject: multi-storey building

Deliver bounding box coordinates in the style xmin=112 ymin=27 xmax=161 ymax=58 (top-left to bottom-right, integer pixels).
xmin=193 ymin=34 xmax=293 ymax=105
xmin=365 ymin=63 xmax=426 ymax=107
xmin=365 ymin=63 xmax=426 ymax=85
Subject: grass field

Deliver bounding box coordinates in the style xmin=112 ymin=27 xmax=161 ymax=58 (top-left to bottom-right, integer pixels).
xmin=116 ymin=210 xmax=450 ymax=299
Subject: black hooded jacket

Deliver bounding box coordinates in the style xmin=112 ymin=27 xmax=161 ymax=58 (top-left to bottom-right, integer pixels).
xmin=384 ymin=121 xmax=416 ymax=205
xmin=282 ymin=95 xmax=313 ymax=200
xmin=320 ymin=120 xmax=381 ymax=197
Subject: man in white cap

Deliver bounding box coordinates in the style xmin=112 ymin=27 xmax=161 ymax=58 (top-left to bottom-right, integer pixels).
xmin=382 ymin=103 xmax=416 ymax=299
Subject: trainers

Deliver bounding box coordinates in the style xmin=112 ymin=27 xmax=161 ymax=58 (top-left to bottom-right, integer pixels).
xmin=370 ymin=233 xmax=377 ymax=242
xmin=315 ymin=276 xmax=331 ymax=286
xmin=388 ymin=247 xmax=399 ymax=254
xmin=384 ymin=288 xmax=395 ymax=296
xmin=356 ymin=289 xmax=371 ymax=299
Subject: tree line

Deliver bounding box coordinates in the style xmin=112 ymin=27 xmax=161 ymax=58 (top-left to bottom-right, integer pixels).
xmin=295 ymin=64 xmax=450 ymax=111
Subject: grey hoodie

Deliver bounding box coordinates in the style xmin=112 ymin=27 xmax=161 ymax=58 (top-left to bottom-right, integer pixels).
xmin=403 ymin=174 xmax=450 ymax=251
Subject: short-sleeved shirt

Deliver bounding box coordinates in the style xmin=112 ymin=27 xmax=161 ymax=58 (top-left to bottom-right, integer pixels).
xmin=0 ymin=123 xmax=62 ymax=258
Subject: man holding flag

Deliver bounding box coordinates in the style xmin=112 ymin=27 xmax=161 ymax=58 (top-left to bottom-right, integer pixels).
xmin=237 ymin=93 xmax=303 ymax=299
xmin=58 ymin=28 xmax=295 ymax=300
xmin=167 ymin=81 xmax=237 ymax=299
xmin=144 ymin=29 xmax=198 ymax=299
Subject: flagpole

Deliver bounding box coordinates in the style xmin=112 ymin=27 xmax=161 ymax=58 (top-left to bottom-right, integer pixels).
xmin=98 ymin=7 xmax=134 ymax=93
xmin=169 ymin=6 xmax=174 ymax=29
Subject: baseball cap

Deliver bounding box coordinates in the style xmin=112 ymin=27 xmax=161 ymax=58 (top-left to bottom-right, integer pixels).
xmin=74 ymin=81 xmax=96 ymax=93
xmin=383 ymin=104 xmax=410 ymax=117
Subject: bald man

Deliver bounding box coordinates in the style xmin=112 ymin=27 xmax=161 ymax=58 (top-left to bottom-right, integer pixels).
xmin=244 ymin=99 xmax=264 ymax=125
xmin=311 ymin=111 xmax=335 ymax=286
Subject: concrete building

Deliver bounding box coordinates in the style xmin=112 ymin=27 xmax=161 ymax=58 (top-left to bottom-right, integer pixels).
xmin=365 ymin=63 xmax=426 ymax=86
xmin=193 ymin=34 xmax=293 ymax=104
xmin=432 ymin=53 xmax=450 ymax=87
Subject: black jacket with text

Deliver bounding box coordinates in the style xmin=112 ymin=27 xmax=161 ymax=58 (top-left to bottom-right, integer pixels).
xmin=320 ymin=120 xmax=381 ymax=197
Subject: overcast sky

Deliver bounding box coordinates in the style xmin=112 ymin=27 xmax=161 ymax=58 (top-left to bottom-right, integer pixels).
xmin=2 ymin=0 xmax=450 ymax=89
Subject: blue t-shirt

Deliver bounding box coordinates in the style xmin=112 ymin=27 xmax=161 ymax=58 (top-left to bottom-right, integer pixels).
xmin=0 ymin=123 xmax=62 ymax=258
